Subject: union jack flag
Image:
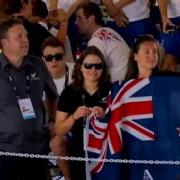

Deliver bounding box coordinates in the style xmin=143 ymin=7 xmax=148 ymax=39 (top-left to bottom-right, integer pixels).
xmin=85 ymin=78 xmax=155 ymax=173
xmin=94 ymin=28 xmax=120 ymax=42
xmin=84 ymin=76 xmax=180 ymax=180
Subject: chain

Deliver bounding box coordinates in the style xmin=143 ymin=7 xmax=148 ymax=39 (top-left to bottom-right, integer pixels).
xmin=0 ymin=151 xmax=180 ymax=165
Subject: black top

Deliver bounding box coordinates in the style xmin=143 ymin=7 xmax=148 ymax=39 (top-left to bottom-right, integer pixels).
xmin=57 ymin=85 xmax=110 ymax=180
xmin=0 ymin=53 xmax=57 ymax=154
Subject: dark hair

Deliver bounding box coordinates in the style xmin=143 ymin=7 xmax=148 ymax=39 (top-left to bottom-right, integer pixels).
xmin=0 ymin=18 xmax=23 ymax=42
xmin=71 ymin=46 xmax=110 ymax=89
xmin=1 ymin=0 xmax=32 ymax=15
xmin=1 ymin=0 xmax=23 ymax=15
xmin=41 ymin=36 xmax=65 ymax=54
xmin=125 ymin=34 xmax=160 ymax=80
xmin=77 ymin=2 xmax=104 ymax=26
xmin=32 ymin=0 xmax=48 ymax=19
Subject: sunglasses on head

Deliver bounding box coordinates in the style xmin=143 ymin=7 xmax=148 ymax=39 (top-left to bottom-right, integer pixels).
xmin=83 ymin=63 xmax=104 ymax=70
xmin=43 ymin=53 xmax=63 ymax=62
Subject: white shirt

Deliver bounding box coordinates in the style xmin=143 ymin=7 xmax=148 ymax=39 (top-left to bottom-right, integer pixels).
xmin=42 ymin=0 xmax=101 ymax=11
xmin=88 ymin=27 xmax=130 ymax=82
xmin=54 ymin=62 xmax=74 ymax=95
xmin=112 ymin=0 xmax=150 ymax=22
xmin=168 ymin=0 xmax=180 ymax=18
xmin=43 ymin=62 xmax=74 ymax=100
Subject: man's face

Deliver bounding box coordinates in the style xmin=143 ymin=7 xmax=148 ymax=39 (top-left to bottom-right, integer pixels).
xmin=3 ymin=24 xmax=29 ymax=58
xmin=42 ymin=46 xmax=65 ymax=78
xmin=75 ymin=8 xmax=92 ymax=36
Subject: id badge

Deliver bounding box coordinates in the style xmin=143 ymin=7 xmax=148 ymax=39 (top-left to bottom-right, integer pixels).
xmin=18 ymin=98 xmax=36 ymax=120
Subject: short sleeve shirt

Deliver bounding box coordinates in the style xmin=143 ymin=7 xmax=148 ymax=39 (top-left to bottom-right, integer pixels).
xmin=57 ymin=85 xmax=109 ymax=155
xmin=88 ymin=27 xmax=130 ymax=82
xmin=0 ymin=53 xmax=57 ymax=153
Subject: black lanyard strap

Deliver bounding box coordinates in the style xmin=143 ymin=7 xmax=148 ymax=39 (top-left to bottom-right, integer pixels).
xmin=64 ymin=64 xmax=69 ymax=90
xmin=7 ymin=69 xmax=31 ymax=98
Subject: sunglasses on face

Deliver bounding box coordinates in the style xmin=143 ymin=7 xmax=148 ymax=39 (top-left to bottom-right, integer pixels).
xmin=43 ymin=53 xmax=63 ymax=62
xmin=83 ymin=63 xmax=104 ymax=70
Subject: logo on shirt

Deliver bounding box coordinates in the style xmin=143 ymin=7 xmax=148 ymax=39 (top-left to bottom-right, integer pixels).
xmin=95 ymin=29 xmax=117 ymax=41
xmin=30 ymin=72 xmax=40 ymax=81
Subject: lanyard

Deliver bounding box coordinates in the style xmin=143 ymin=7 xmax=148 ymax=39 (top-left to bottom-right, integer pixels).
xmin=7 ymin=69 xmax=31 ymax=98
xmin=64 ymin=64 xmax=69 ymax=90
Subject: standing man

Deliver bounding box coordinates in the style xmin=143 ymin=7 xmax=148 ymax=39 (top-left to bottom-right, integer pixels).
xmin=75 ymin=2 xmax=130 ymax=82
xmin=0 ymin=18 xmax=57 ymax=180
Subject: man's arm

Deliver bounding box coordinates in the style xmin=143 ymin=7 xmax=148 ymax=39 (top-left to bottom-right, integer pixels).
xmin=49 ymin=8 xmax=69 ymax=45
xmin=67 ymin=0 xmax=87 ymax=18
xmin=157 ymin=0 xmax=170 ymax=32
xmin=102 ymin=0 xmax=135 ymax=27
xmin=102 ymin=0 xmax=120 ymax=18
xmin=115 ymin=0 xmax=135 ymax=9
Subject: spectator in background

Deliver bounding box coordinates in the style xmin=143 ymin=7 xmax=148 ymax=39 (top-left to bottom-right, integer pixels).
xmin=149 ymin=0 xmax=161 ymax=39
xmin=55 ymin=46 xmax=111 ymax=180
xmin=125 ymin=34 xmax=160 ymax=80
xmin=0 ymin=0 xmax=68 ymax=57
xmin=157 ymin=0 xmax=180 ymax=71
xmin=0 ymin=0 xmax=51 ymax=56
xmin=30 ymin=0 xmax=74 ymax=62
xmin=42 ymin=0 xmax=92 ymax=60
xmin=102 ymin=0 xmax=154 ymax=47
xmin=30 ymin=0 xmax=49 ymax=23
xmin=0 ymin=18 xmax=57 ymax=180
xmin=75 ymin=2 xmax=130 ymax=82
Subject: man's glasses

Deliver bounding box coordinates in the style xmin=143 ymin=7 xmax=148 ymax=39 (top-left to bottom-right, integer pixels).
xmin=83 ymin=63 xmax=104 ymax=70
xmin=43 ymin=53 xmax=63 ymax=62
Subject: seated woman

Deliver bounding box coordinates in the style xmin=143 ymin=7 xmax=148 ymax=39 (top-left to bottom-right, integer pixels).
xmin=54 ymin=46 xmax=111 ymax=180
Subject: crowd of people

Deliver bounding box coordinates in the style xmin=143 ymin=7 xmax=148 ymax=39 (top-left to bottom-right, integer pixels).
xmin=0 ymin=0 xmax=179 ymax=179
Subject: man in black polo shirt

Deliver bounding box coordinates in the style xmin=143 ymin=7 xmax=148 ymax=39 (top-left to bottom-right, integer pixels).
xmin=0 ymin=18 xmax=57 ymax=179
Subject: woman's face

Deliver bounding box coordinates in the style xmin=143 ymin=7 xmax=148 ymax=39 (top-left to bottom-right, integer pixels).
xmin=81 ymin=54 xmax=103 ymax=83
xmin=134 ymin=41 xmax=158 ymax=74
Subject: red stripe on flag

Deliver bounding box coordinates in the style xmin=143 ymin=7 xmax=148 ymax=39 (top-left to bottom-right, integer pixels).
xmin=88 ymin=134 xmax=105 ymax=151
xmin=121 ymin=101 xmax=153 ymax=116
xmin=123 ymin=120 xmax=155 ymax=139
xmin=113 ymin=79 xmax=142 ymax=104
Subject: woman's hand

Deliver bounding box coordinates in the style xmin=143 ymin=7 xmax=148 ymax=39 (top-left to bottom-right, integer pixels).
xmin=90 ymin=106 xmax=105 ymax=118
xmin=72 ymin=106 xmax=91 ymax=120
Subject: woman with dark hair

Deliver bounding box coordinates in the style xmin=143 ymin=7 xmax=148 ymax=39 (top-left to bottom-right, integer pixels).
xmin=125 ymin=34 xmax=161 ymax=80
xmin=55 ymin=46 xmax=111 ymax=180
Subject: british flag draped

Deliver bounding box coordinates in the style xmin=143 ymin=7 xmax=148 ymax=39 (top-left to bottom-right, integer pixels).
xmin=84 ymin=76 xmax=180 ymax=180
